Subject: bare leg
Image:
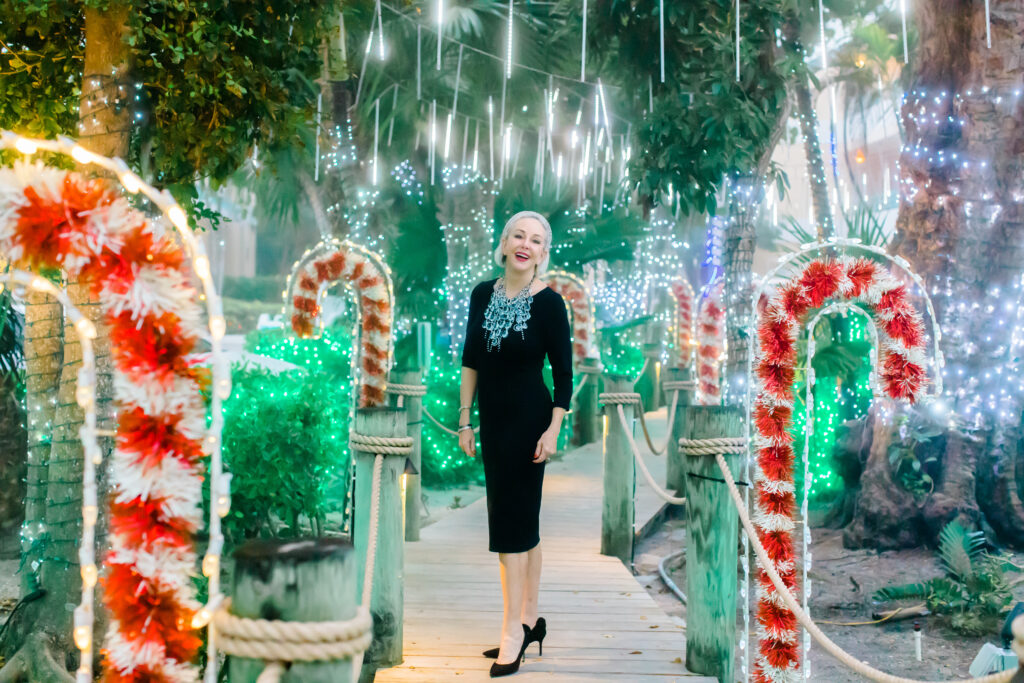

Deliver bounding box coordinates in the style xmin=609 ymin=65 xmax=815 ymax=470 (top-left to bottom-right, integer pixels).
xmin=521 ymin=542 xmax=542 ymax=628
xmin=497 ymin=551 xmax=528 ymax=664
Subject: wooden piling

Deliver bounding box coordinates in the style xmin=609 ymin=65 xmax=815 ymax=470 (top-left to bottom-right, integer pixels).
xmin=681 ymin=405 xmax=744 ymax=683
xmin=392 ymin=370 xmax=424 ymax=542
xmin=573 ymin=357 xmax=601 ymax=446
xmin=600 ymin=375 xmax=635 ymax=565
xmin=228 ymin=538 xmax=360 ymax=682
xmin=353 ymin=407 xmax=407 ymax=680
xmin=663 ymin=367 xmax=695 ymax=493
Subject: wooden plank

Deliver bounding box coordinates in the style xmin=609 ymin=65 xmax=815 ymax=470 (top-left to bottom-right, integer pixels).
xmin=681 ymin=405 xmax=743 ymax=683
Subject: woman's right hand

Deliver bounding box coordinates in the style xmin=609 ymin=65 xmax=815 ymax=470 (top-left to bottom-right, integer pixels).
xmin=459 ymin=428 xmax=477 ymax=458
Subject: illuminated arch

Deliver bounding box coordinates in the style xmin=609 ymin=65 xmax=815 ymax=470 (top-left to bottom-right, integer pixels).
xmin=544 ymin=270 xmax=598 ymax=363
xmin=669 ymin=276 xmax=695 ymax=369
xmin=286 ymin=239 xmax=395 ymax=407
xmin=0 ymin=131 xmax=229 ymax=682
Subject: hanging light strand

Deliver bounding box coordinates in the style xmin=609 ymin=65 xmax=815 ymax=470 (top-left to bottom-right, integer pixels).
xmin=659 ymin=0 xmax=666 ymax=83
xmin=506 ymin=0 xmax=514 ymax=79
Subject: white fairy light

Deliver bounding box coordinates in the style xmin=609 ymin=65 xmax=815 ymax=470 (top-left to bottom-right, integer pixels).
xmin=376 ymin=0 xmax=385 ymax=59
xmin=437 ymin=0 xmax=443 ymax=69
xmin=506 ymin=0 xmax=514 ymax=79
xmin=581 ymin=0 xmax=588 ymax=81
xmin=660 ymin=0 xmax=666 ymax=83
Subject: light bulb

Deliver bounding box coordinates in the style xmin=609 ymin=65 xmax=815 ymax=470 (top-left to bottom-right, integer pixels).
xmin=15 ymin=138 xmax=37 ymax=155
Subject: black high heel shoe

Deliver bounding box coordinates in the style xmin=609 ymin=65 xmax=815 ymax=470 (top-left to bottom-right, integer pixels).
xmin=489 ymin=635 xmax=529 ymax=678
xmin=483 ymin=618 xmax=546 ymax=658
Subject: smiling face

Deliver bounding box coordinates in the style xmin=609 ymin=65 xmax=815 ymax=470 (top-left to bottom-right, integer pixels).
xmin=501 ymin=217 xmax=549 ymax=275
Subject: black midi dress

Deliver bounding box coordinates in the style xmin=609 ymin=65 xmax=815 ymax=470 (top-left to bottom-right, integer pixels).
xmin=461 ymin=279 xmax=573 ymax=553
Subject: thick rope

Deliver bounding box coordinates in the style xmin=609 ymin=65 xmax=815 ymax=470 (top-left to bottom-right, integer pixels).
xmin=385 ymin=382 xmax=427 ymax=397
xmin=215 ymin=600 xmax=372 ymax=662
xmin=362 ymin=453 xmax=384 ymax=607
xmin=349 ymin=432 xmax=414 ymax=455
xmin=637 ymin=389 xmax=680 ymax=455
xmin=569 ymin=372 xmax=590 ymax=401
xmin=421 ymin=406 xmax=481 ymax=436
xmin=678 ymin=437 xmax=747 ymax=456
xmin=615 ymin=404 xmax=686 ymax=505
xmin=599 ymin=391 xmax=641 ymax=405
xmin=631 ymin=358 xmax=651 ymax=387
xmin=712 ymin=452 xmax=1019 ymax=683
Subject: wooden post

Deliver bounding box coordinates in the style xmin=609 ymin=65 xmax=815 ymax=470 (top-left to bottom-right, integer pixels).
xmin=392 ymin=370 xmax=424 ymax=542
xmin=600 ymin=375 xmax=635 ymax=565
xmin=636 ymin=342 xmax=662 ymax=411
xmin=681 ymin=405 xmax=744 ymax=683
xmin=573 ymin=357 xmax=601 ymax=445
xmin=663 ymin=367 xmax=695 ymax=493
xmin=353 ymin=407 xmax=406 ymax=680
xmin=228 ymin=538 xmax=360 ymax=683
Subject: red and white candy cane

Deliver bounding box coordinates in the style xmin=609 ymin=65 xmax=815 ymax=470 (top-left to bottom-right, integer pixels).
xmin=287 ymin=239 xmax=394 ymax=407
xmin=696 ymin=278 xmax=726 ymax=405
xmin=751 ymin=257 xmax=928 ymax=683
xmin=544 ymin=270 xmax=598 ymax=363
xmin=670 ymin=277 xmax=695 ymax=369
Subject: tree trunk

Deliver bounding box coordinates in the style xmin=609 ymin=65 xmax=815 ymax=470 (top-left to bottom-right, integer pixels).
xmin=1 ymin=4 xmax=128 ymax=673
xmin=845 ymin=0 xmax=1024 ymax=548
xmin=781 ymin=15 xmax=834 ymax=240
xmin=721 ymin=174 xmax=761 ymax=405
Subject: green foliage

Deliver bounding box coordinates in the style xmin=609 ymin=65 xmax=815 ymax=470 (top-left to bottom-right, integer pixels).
xmin=0 ymin=290 xmax=24 ymax=378
xmin=2 ymin=1 xmax=334 ymax=216
xmin=872 ymin=520 xmax=1018 ymax=636
xmin=887 ymin=407 xmax=943 ymax=500
xmin=223 ymin=275 xmax=288 ymax=302
xmin=573 ymin=0 xmax=798 ymax=211
xmin=217 ymin=364 xmax=351 ymax=544
xmin=600 ymin=317 xmax=649 ymax=377
xmin=245 ymin=326 xmax=355 ymax=382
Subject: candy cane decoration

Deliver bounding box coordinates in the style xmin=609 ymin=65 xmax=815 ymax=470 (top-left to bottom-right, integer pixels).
xmin=670 ymin=277 xmax=695 ymax=369
xmin=751 ymin=257 xmax=928 ymax=683
xmin=696 ymin=278 xmax=725 ymax=405
xmin=286 ymin=239 xmax=394 ymax=407
xmin=544 ymin=269 xmax=598 ymax=363
xmin=0 ymin=131 xmax=229 ymax=683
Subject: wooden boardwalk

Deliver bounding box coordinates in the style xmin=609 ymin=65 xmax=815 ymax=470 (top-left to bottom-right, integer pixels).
xmin=375 ymin=409 xmax=716 ymax=682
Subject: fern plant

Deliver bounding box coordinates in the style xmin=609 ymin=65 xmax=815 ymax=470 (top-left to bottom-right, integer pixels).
xmin=872 ymin=520 xmax=1017 ymax=636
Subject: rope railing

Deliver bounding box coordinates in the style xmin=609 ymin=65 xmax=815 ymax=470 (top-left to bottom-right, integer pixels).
xmin=630 ymin=358 xmax=651 ymax=387
xmin=600 ymin=391 xmax=686 ymax=506
xmin=216 ymin=432 xmax=412 ymax=682
xmin=636 ymin=388 xmax=680 ymax=455
xmin=704 ymin=445 xmax=1021 ymax=683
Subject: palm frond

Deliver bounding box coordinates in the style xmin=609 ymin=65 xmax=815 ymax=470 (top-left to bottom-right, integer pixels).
xmin=938 ymin=520 xmax=985 ymax=581
xmin=872 ymin=581 xmax=932 ymax=603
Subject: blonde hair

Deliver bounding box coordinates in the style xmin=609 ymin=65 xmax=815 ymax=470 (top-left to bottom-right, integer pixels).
xmin=493 ymin=211 xmax=553 ymax=274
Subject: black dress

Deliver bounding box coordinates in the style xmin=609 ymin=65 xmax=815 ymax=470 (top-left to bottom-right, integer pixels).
xmin=461 ymin=279 xmax=573 ymax=553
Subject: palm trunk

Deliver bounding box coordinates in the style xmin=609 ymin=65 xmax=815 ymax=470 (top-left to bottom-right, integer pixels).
xmin=848 ymin=0 xmax=1024 ymax=548
xmin=782 ymin=15 xmax=834 ymax=239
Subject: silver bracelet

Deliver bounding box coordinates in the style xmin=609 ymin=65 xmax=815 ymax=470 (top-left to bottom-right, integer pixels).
xmin=457 ymin=425 xmax=474 ymax=433
xmin=459 ymin=406 xmax=471 ymax=412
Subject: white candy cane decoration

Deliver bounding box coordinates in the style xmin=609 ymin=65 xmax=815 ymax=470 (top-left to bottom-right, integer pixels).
xmin=696 ymin=278 xmax=725 ymax=405
xmin=286 ymin=239 xmax=395 ymax=407
xmin=670 ymin=276 xmax=695 ymax=369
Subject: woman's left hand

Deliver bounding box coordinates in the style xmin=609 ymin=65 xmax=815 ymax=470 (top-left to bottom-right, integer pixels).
xmin=534 ymin=427 xmax=559 ymax=463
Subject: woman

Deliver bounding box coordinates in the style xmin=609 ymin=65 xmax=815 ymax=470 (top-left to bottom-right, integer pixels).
xmin=458 ymin=211 xmax=573 ymax=677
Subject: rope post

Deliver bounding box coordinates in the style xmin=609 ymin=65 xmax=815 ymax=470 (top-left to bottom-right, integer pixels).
xmin=573 ymin=357 xmax=602 ymax=445
xmin=353 ymin=407 xmax=407 ymax=678
xmin=227 ymin=538 xmax=362 ymax=682
xmin=663 ymin=367 xmax=695 ymax=494
xmin=389 ymin=370 xmax=425 ymax=542
xmin=636 ymin=342 xmax=662 ymax=412
xmin=680 ymin=406 xmax=744 ymax=683
xmin=600 ymin=375 xmax=637 ymax=565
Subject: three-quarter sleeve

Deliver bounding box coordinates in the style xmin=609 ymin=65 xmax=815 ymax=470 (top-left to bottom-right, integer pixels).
xmin=546 ymin=291 xmax=574 ymax=410
xmin=461 ymin=282 xmax=485 ymax=369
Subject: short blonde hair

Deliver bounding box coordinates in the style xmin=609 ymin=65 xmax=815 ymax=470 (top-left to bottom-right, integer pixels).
xmin=493 ymin=211 xmax=553 ymax=274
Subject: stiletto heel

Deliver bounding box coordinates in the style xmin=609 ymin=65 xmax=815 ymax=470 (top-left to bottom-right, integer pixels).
xmin=529 ymin=617 xmax=546 ymax=656
xmin=483 ymin=623 xmax=530 ymax=659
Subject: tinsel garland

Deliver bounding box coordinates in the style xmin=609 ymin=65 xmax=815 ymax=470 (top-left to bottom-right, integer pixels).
xmin=696 ymin=279 xmax=726 ymax=405
xmin=0 ymin=161 xmax=207 ymax=682
xmin=670 ymin=277 xmax=695 ymax=369
xmin=752 ymin=257 xmax=926 ymax=683
xmin=545 ymin=271 xmax=598 ymax=363
xmin=289 ymin=244 xmax=393 ymax=407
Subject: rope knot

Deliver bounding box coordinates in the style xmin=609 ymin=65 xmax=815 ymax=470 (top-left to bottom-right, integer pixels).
xmin=385 ymin=382 xmax=427 ymax=397
xmin=678 ymin=437 xmax=747 ymax=456
xmin=599 ymin=392 xmax=641 ymax=405
xmin=350 ymin=432 xmax=414 ymax=455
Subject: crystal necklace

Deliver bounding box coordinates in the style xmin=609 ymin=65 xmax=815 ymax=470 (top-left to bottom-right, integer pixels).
xmin=483 ymin=275 xmax=536 ymax=352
